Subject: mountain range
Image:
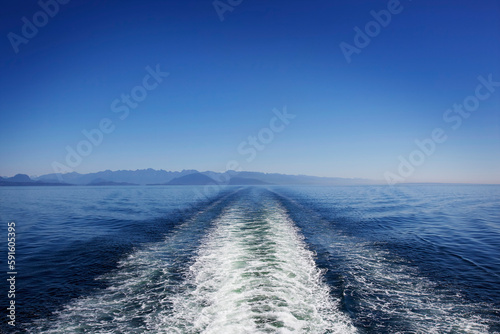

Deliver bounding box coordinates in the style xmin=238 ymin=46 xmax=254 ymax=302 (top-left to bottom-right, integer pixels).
xmin=0 ymin=169 xmax=376 ymax=186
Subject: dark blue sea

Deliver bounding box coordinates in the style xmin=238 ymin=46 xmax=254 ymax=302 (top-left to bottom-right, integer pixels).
xmin=0 ymin=185 xmax=499 ymax=333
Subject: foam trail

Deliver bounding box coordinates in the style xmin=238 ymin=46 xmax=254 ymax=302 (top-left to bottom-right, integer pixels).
xmin=29 ymin=192 xmax=236 ymax=333
xmin=337 ymin=239 xmax=493 ymax=333
xmin=158 ymin=194 xmax=356 ymax=333
xmin=275 ymin=193 xmax=495 ymax=333
xmin=31 ymin=190 xmax=356 ymax=333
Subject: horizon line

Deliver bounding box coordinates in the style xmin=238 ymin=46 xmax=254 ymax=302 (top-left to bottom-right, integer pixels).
xmin=1 ymin=168 xmax=499 ymax=186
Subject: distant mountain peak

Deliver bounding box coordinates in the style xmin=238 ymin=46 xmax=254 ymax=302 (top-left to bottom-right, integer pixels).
xmin=8 ymin=174 xmax=33 ymax=182
xmin=166 ymin=173 xmax=217 ymax=186
xmin=25 ymin=168 xmax=377 ymax=186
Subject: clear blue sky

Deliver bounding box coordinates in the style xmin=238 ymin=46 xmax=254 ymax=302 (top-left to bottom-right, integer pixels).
xmin=1 ymin=0 xmax=499 ymax=183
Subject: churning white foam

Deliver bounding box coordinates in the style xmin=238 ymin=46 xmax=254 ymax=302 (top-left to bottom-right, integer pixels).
xmin=156 ymin=200 xmax=357 ymax=333
xmin=33 ymin=194 xmax=356 ymax=333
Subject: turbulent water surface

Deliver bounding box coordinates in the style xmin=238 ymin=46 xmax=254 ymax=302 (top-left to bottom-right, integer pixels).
xmin=0 ymin=185 xmax=499 ymax=333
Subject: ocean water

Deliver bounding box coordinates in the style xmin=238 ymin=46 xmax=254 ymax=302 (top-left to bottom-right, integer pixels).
xmin=0 ymin=185 xmax=499 ymax=333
